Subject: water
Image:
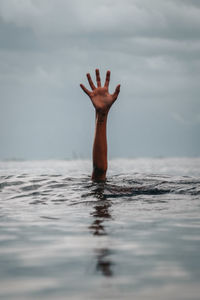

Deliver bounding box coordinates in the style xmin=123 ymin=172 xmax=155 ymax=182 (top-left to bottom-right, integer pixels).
xmin=0 ymin=158 xmax=200 ymax=300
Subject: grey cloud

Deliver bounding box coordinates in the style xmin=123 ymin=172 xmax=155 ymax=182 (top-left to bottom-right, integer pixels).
xmin=171 ymin=112 xmax=200 ymax=126
xmin=0 ymin=0 xmax=199 ymax=159
xmin=0 ymin=0 xmax=200 ymax=39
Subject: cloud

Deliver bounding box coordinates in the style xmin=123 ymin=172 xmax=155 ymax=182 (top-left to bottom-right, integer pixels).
xmin=171 ymin=112 xmax=194 ymax=126
xmin=0 ymin=0 xmax=199 ymax=158
xmin=0 ymin=0 xmax=200 ymax=39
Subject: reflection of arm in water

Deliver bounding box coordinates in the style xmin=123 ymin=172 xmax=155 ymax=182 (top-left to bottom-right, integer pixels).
xmin=80 ymin=69 xmax=120 ymax=181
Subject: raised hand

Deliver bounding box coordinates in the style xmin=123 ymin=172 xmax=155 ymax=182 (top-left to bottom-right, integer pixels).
xmin=80 ymin=69 xmax=120 ymax=113
xmin=80 ymin=69 xmax=120 ymax=181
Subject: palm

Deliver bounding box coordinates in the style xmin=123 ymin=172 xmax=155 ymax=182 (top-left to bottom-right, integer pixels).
xmin=80 ymin=69 xmax=120 ymax=113
xmin=91 ymin=87 xmax=114 ymax=111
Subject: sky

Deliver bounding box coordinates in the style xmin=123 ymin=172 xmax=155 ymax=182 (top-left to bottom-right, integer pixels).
xmin=0 ymin=0 xmax=200 ymax=160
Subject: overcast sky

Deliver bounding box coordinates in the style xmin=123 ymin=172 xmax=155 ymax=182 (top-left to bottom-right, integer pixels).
xmin=0 ymin=0 xmax=200 ymax=160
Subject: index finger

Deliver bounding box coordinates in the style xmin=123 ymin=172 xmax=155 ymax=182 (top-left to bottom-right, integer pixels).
xmin=104 ymin=70 xmax=110 ymax=88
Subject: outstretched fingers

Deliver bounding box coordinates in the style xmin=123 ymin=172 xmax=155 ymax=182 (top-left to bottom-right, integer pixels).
xmin=95 ymin=69 xmax=101 ymax=87
xmin=80 ymin=84 xmax=91 ymax=97
xmin=104 ymin=70 xmax=110 ymax=88
xmin=112 ymin=84 xmax=121 ymax=101
xmin=87 ymin=73 xmax=95 ymax=90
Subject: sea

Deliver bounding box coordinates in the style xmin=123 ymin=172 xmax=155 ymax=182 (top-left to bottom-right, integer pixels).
xmin=0 ymin=158 xmax=200 ymax=300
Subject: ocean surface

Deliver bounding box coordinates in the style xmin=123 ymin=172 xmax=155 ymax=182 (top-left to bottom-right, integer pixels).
xmin=0 ymin=158 xmax=200 ymax=300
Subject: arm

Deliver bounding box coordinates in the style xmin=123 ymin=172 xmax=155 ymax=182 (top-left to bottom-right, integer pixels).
xmin=80 ymin=69 xmax=120 ymax=182
xmin=92 ymin=110 xmax=108 ymax=181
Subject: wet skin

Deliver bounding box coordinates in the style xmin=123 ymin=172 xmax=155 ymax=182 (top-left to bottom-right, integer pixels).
xmin=80 ymin=69 xmax=120 ymax=182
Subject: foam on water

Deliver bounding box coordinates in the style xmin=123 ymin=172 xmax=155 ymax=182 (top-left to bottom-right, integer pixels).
xmin=0 ymin=158 xmax=200 ymax=300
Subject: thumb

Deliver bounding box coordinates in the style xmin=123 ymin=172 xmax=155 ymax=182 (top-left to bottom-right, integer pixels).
xmin=112 ymin=84 xmax=120 ymax=101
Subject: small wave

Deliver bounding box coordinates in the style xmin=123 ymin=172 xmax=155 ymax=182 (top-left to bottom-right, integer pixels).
xmin=0 ymin=180 xmax=24 ymax=189
xmin=21 ymin=184 xmax=41 ymax=191
xmin=0 ymin=173 xmax=199 ymax=206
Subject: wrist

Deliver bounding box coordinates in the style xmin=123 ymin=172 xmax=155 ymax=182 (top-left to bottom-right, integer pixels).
xmin=96 ymin=110 xmax=108 ymax=123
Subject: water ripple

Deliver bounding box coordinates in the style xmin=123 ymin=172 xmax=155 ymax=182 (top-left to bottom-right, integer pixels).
xmin=0 ymin=159 xmax=200 ymax=300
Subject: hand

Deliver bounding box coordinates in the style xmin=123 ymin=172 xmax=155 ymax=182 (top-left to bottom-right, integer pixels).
xmin=80 ymin=69 xmax=120 ymax=113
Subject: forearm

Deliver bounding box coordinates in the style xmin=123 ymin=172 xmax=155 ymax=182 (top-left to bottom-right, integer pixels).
xmin=92 ymin=111 xmax=108 ymax=182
